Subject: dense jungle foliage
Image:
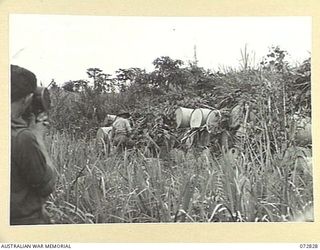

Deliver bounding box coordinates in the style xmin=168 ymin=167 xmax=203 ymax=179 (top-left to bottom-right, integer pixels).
xmin=45 ymin=46 xmax=313 ymax=223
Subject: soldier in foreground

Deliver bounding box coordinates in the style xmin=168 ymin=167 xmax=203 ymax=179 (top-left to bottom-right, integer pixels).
xmin=111 ymin=109 xmax=133 ymax=153
xmin=10 ymin=65 xmax=56 ymax=225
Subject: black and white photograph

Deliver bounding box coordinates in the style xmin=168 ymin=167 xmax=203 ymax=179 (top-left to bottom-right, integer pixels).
xmin=10 ymin=14 xmax=312 ymax=225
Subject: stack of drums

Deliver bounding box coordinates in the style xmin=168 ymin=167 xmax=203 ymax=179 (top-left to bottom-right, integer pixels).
xmin=175 ymin=106 xmax=224 ymax=148
xmin=175 ymin=107 xmax=221 ymax=130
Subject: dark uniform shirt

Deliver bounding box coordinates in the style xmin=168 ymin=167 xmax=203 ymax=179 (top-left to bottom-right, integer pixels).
xmin=11 ymin=117 xmax=56 ymax=225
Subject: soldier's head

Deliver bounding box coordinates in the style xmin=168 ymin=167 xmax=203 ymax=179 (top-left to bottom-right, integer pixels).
xmin=11 ymin=65 xmax=37 ymax=116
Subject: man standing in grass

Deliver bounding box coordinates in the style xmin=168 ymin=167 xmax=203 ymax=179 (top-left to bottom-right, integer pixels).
xmin=10 ymin=65 xmax=57 ymax=225
xmin=111 ymin=109 xmax=133 ymax=153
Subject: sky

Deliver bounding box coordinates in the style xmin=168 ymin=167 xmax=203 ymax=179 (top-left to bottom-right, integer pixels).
xmin=10 ymin=15 xmax=311 ymax=86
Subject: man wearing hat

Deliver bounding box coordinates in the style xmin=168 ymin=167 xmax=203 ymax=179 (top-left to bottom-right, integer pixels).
xmin=111 ymin=109 xmax=133 ymax=153
xmin=10 ymin=65 xmax=57 ymax=225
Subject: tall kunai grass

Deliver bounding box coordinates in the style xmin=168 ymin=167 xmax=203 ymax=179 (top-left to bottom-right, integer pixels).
xmin=45 ymin=128 xmax=313 ymax=223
